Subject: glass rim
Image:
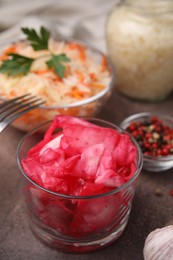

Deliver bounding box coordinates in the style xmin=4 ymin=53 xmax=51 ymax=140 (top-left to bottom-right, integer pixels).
xmin=16 ymin=117 xmax=143 ymax=200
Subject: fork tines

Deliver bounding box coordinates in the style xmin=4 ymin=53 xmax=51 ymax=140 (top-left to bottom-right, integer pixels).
xmin=0 ymin=94 xmax=45 ymax=132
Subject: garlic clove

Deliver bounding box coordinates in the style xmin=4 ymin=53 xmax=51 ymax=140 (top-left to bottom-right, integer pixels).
xmin=143 ymin=225 xmax=173 ymax=260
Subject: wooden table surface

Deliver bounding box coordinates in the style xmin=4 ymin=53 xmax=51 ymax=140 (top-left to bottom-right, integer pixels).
xmin=0 ymin=89 xmax=173 ymax=260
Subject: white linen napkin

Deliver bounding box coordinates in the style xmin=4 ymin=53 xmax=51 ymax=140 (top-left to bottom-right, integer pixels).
xmin=0 ymin=0 xmax=117 ymax=52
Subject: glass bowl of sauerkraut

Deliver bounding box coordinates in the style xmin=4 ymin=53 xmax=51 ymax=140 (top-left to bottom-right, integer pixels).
xmin=0 ymin=26 xmax=114 ymax=132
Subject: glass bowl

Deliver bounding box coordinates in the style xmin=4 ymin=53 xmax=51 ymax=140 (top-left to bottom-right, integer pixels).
xmin=16 ymin=118 xmax=143 ymax=253
xmin=120 ymin=112 xmax=173 ymax=172
xmin=0 ymin=37 xmax=114 ymax=132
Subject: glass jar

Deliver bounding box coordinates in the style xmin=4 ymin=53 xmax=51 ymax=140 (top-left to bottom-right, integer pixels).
xmin=106 ymin=0 xmax=173 ymax=101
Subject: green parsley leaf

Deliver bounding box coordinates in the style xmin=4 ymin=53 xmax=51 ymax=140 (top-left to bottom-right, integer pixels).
xmin=0 ymin=53 xmax=34 ymax=76
xmin=21 ymin=26 xmax=50 ymax=50
xmin=46 ymin=54 xmax=71 ymax=78
xmin=0 ymin=27 xmax=71 ymax=78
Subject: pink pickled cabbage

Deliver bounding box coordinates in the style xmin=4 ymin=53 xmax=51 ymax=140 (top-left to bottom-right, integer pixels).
xmin=22 ymin=115 xmax=137 ymax=196
xmin=21 ymin=115 xmax=138 ymax=238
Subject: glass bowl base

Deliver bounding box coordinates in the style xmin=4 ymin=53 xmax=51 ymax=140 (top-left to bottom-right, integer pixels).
xmin=28 ymin=216 xmax=129 ymax=253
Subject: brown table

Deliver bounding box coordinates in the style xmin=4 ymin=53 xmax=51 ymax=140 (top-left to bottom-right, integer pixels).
xmin=0 ymin=89 xmax=173 ymax=260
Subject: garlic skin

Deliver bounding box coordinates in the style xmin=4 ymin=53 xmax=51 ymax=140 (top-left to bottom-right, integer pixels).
xmin=143 ymin=225 xmax=173 ymax=260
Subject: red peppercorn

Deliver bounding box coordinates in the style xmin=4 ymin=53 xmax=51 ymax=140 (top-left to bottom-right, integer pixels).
xmin=163 ymin=125 xmax=170 ymax=134
xmin=132 ymin=130 xmax=139 ymax=137
xmin=127 ymin=115 xmax=173 ymax=157
xmin=155 ymin=125 xmax=162 ymax=132
xmin=145 ymin=132 xmax=152 ymax=139
xmin=128 ymin=123 xmax=137 ymax=131
xmin=161 ymin=147 xmax=169 ymax=156
xmin=157 ymin=149 xmax=162 ymax=156
xmin=152 ymin=143 xmax=158 ymax=149
xmin=143 ymin=151 xmax=150 ymax=156
xmin=143 ymin=142 xmax=151 ymax=149
xmin=163 ymin=135 xmax=171 ymax=142
xmin=169 ymin=190 xmax=173 ymax=196
xmin=165 ymin=144 xmax=171 ymax=150
xmin=151 ymin=116 xmax=159 ymax=123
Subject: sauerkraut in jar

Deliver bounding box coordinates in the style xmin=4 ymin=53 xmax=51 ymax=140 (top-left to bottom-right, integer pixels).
xmin=106 ymin=0 xmax=173 ymax=101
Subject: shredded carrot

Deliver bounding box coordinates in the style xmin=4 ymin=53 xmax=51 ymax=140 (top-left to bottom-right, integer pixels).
xmin=16 ymin=108 xmax=44 ymax=125
xmin=68 ymin=43 xmax=86 ymax=61
xmin=53 ymin=76 xmax=62 ymax=83
xmin=9 ymin=90 xmax=17 ymax=97
xmin=89 ymin=73 xmax=97 ymax=81
xmin=58 ymin=107 xmax=79 ymax=116
xmin=76 ymin=70 xmax=85 ymax=82
xmin=34 ymin=69 xmax=62 ymax=82
xmin=91 ymin=83 xmax=105 ymax=90
xmin=58 ymin=106 xmax=96 ymax=117
xmin=101 ymin=55 xmax=107 ymax=72
xmin=64 ymin=64 xmax=71 ymax=77
xmin=34 ymin=69 xmax=53 ymax=75
xmin=68 ymin=86 xmax=87 ymax=99
xmin=0 ymin=45 xmax=17 ymax=61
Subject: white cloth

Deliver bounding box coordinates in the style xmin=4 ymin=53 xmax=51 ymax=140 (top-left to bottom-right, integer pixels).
xmin=0 ymin=0 xmax=117 ymax=52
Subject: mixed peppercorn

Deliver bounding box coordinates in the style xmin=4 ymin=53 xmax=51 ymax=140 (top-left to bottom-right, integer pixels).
xmin=127 ymin=116 xmax=173 ymax=157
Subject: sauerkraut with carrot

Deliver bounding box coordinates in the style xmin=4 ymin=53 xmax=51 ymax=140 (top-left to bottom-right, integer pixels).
xmin=106 ymin=1 xmax=173 ymax=101
xmin=0 ymin=27 xmax=111 ymax=106
xmin=0 ymin=27 xmax=112 ymax=131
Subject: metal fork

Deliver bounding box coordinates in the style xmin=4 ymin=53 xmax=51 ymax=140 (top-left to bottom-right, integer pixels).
xmin=0 ymin=94 xmax=45 ymax=133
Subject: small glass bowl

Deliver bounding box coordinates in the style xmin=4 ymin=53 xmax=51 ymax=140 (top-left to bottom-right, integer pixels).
xmin=0 ymin=38 xmax=114 ymax=132
xmin=16 ymin=118 xmax=143 ymax=253
xmin=120 ymin=112 xmax=173 ymax=172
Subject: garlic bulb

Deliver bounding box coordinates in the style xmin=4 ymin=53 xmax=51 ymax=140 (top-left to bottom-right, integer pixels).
xmin=143 ymin=225 xmax=173 ymax=260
